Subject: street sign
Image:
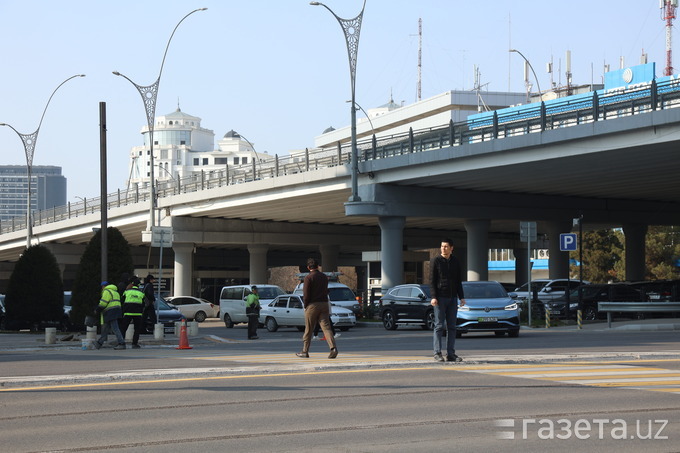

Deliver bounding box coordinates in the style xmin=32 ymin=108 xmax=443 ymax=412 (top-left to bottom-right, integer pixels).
xmin=520 ymin=221 xmax=537 ymax=242
xmin=151 ymin=226 xmax=173 ymax=248
xmin=560 ymin=233 xmax=577 ymax=251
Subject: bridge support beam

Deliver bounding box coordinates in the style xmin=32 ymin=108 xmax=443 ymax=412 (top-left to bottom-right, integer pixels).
xmin=248 ymin=244 xmax=269 ymax=284
xmin=623 ymin=224 xmax=647 ymax=281
xmin=464 ymin=219 xmax=489 ymax=281
xmin=379 ymin=216 xmax=405 ymax=290
xmin=319 ymin=244 xmax=339 ymax=272
xmin=547 ymin=221 xmax=571 ymax=279
xmin=173 ymin=243 xmax=194 ymax=297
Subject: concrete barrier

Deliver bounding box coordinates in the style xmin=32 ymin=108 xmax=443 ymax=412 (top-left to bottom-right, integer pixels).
xmin=45 ymin=327 xmax=57 ymax=344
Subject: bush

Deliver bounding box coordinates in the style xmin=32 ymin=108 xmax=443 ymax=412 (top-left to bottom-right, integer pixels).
xmin=4 ymin=245 xmax=63 ymax=331
xmin=70 ymin=227 xmax=133 ymax=328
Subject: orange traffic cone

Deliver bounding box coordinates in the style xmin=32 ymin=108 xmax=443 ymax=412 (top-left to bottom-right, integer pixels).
xmin=176 ymin=319 xmax=192 ymax=350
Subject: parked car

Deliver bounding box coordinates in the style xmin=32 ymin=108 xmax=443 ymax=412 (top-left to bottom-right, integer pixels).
xmin=631 ymin=280 xmax=680 ymax=303
xmin=143 ymin=296 xmax=186 ymax=333
xmin=456 ymin=281 xmax=520 ymax=337
xmin=379 ymin=284 xmax=434 ymax=330
xmin=293 ymin=281 xmax=361 ymax=315
xmin=165 ymin=296 xmax=218 ymax=322
xmin=513 ymin=279 xmax=587 ymax=303
xmin=544 ymin=283 xmax=643 ymax=320
xmin=259 ymin=294 xmax=356 ymax=332
xmin=219 ymin=284 xmax=285 ymax=328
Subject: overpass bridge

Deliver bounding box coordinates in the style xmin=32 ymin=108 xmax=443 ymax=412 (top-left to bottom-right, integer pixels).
xmin=1 ymin=77 xmax=680 ymax=295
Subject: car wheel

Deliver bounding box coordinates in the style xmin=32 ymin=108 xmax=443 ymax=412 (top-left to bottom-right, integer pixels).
xmin=296 ymin=326 xmax=305 ymax=332
xmin=424 ymin=309 xmax=435 ymax=330
xmin=455 ymin=331 xmax=462 ymax=338
xmin=494 ymin=331 xmax=505 ymax=337
xmin=382 ymin=310 xmax=397 ymax=330
xmin=584 ymin=305 xmax=598 ymax=321
xmin=339 ymin=327 xmax=350 ymax=332
xmin=508 ymin=329 xmax=520 ymax=338
xmin=223 ymin=313 xmax=234 ymax=328
xmin=266 ymin=317 xmax=279 ymax=332
xmin=194 ymin=311 xmax=207 ymax=323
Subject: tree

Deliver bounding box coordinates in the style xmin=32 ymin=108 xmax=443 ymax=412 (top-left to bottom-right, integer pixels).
xmin=645 ymin=225 xmax=680 ymax=280
xmin=4 ymin=245 xmax=63 ymax=331
xmin=70 ymin=227 xmax=134 ymax=327
xmin=570 ymin=229 xmax=624 ymax=283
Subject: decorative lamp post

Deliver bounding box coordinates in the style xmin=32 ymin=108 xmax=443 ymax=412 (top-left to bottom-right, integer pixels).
xmin=113 ymin=7 xmax=207 ymax=229
xmin=0 ymin=74 xmax=85 ymax=248
xmin=311 ymin=0 xmax=366 ymax=202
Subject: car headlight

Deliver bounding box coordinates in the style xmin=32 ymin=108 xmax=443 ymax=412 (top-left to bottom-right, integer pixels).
xmin=569 ymin=303 xmax=579 ymax=310
xmin=504 ymin=303 xmax=518 ymax=311
xmin=458 ymin=305 xmax=470 ymax=311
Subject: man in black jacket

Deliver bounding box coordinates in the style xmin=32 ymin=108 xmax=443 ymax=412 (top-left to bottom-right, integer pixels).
xmin=430 ymin=238 xmax=466 ymax=362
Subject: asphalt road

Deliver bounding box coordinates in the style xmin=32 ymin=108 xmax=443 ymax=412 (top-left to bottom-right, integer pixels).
xmin=1 ymin=319 xmax=680 ymax=452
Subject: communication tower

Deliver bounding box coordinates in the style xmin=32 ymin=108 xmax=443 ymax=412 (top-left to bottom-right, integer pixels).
xmin=661 ymin=0 xmax=678 ymax=76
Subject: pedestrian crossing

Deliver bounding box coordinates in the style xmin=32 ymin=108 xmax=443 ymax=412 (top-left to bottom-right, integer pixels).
xmin=452 ymin=360 xmax=680 ymax=395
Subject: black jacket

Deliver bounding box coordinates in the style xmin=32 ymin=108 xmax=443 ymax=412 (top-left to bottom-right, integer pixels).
xmin=430 ymin=255 xmax=465 ymax=300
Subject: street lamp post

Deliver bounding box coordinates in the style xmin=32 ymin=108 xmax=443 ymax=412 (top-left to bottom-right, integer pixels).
xmin=113 ymin=7 xmax=207 ymax=229
xmin=234 ymin=131 xmax=262 ymax=173
xmin=509 ymin=49 xmax=543 ymax=100
xmin=0 ymin=74 xmax=85 ymax=248
xmin=311 ymin=0 xmax=366 ymax=203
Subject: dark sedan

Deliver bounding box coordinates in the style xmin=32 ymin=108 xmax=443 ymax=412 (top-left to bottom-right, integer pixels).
xmin=143 ymin=297 xmax=186 ymax=333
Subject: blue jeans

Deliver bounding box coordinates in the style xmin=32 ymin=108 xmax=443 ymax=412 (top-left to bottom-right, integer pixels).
xmin=97 ymin=319 xmax=125 ymax=346
xmin=433 ymin=297 xmax=458 ymax=356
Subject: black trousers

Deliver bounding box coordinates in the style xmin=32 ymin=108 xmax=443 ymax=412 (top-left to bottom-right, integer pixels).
xmin=247 ymin=314 xmax=259 ymax=338
xmin=119 ymin=315 xmax=143 ymax=345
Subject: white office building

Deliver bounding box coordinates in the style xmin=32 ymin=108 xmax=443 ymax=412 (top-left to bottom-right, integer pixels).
xmin=126 ymin=106 xmax=273 ymax=189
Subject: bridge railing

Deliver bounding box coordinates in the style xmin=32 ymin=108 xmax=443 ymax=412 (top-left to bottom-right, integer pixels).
xmin=3 ymin=77 xmax=680 ymax=236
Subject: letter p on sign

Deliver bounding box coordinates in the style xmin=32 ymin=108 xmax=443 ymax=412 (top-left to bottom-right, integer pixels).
xmin=560 ymin=233 xmax=577 ymax=251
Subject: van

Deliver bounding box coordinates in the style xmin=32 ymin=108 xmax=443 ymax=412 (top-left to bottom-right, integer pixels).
xmin=293 ymin=281 xmax=361 ymax=315
xmin=219 ymin=284 xmax=285 ymax=328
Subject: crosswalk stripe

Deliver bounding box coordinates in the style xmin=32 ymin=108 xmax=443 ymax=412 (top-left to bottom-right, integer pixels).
xmin=451 ymin=362 xmax=680 ymax=395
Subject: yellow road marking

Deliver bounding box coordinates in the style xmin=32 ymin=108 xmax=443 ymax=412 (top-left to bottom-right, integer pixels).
xmin=0 ymin=366 xmax=437 ymax=393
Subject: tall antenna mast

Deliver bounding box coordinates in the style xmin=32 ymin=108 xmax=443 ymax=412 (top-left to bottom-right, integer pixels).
xmin=417 ymin=17 xmax=422 ymax=101
xmin=661 ymin=0 xmax=678 ymax=76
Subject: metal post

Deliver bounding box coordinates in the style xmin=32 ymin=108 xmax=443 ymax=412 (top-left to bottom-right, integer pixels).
xmin=578 ymin=214 xmax=584 ymax=329
xmin=100 ymin=102 xmax=108 ymax=282
xmin=311 ymin=0 xmax=367 ymax=202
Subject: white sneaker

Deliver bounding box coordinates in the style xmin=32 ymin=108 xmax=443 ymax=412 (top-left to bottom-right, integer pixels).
xmin=312 ymin=335 xmax=318 ymax=340
xmin=334 ymin=332 xmax=341 ymax=338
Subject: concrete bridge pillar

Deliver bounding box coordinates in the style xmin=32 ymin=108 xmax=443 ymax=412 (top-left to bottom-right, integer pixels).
xmin=547 ymin=221 xmax=571 ymax=279
xmin=464 ymin=219 xmax=489 ymax=281
xmin=623 ymin=224 xmax=647 ymax=281
xmin=319 ymin=244 xmax=339 ymax=272
xmin=514 ymin=247 xmax=530 ymax=287
xmin=247 ymin=244 xmax=269 ymax=284
xmin=379 ymin=216 xmax=405 ymax=290
xmin=173 ymin=243 xmax=194 ymax=297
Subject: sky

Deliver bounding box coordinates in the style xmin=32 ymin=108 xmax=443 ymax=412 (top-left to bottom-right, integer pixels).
xmin=0 ymin=0 xmax=670 ymax=201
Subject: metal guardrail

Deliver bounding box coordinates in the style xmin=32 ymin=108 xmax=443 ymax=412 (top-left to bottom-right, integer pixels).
xmin=598 ymin=301 xmax=680 ymax=328
xmin=3 ymin=77 xmax=680 ymax=236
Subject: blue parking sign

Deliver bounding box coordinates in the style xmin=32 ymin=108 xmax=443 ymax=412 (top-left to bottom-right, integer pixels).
xmin=560 ymin=233 xmax=577 ymax=251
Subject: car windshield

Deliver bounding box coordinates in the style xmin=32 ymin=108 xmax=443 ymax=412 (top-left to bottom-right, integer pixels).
xmin=515 ymin=281 xmax=549 ymax=292
xmin=462 ymin=283 xmax=507 ymax=299
xmin=155 ymin=297 xmax=173 ymax=310
xmin=567 ymin=285 xmax=602 ymax=299
xmin=329 ymin=288 xmax=356 ymax=302
xmin=258 ymin=287 xmax=285 ymax=299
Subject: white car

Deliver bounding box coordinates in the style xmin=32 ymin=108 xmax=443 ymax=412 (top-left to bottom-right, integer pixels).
xmin=165 ymin=296 xmax=218 ymax=322
xmin=259 ymin=294 xmax=356 ymax=333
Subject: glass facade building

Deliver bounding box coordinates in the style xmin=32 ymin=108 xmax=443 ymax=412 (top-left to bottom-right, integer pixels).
xmin=0 ymin=165 xmax=66 ymax=222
